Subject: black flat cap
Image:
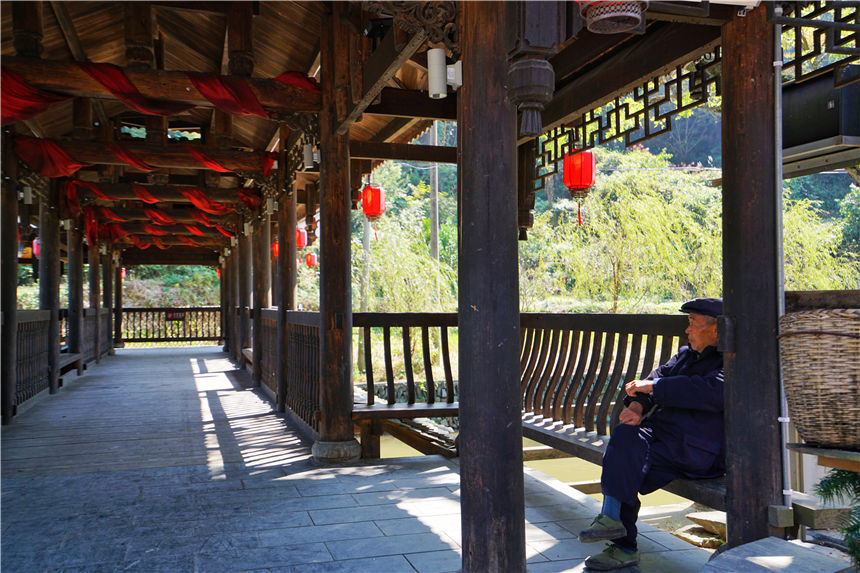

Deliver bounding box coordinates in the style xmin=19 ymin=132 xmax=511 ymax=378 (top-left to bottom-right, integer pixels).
xmin=679 ymin=298 xmax=722 ymax=317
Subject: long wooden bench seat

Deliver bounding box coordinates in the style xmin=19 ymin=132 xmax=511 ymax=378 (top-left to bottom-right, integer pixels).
xmin=58 ymin=352 xmax=83 ymax=384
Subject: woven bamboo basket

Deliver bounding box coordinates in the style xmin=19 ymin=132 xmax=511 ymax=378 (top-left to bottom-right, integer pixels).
xmin=779 ymin=308 xmax=860 ymax=450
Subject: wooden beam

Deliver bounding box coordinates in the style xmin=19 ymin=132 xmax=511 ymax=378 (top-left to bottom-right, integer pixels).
xmin=120 ymin=246 xmax=219 ymax=265
xmin=364 ymin=88 xmax=457 ymax=121
xmin=2 ymin=57 xmax=321 ymax=115
xmin=228 ymin=2 xmax=254 ymax=77
xmin=92 ymin=207 xmax=236 ymax=225
xmin=349 ymin=140 xmax=457 ymax=164
xmin=81 ymin=183 xmax=246 ymax=203
xmin=542 ymin=22 xmax=720 ymax=133
xmin=107 ymin=222 xmax=227 ymax=237
xmin=117 ymin=236 xmax=225 ymax=247
xmin=18 ymin=138 xmax=275 ymax=173
xmin=336 ymin=25 xmax=427 ymax=135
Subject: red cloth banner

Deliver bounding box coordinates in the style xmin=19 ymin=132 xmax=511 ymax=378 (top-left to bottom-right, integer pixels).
xmin=130 ymin=235 xmax=151 ymax=250
xmin=99 ymin=206 xmax=127 ymax=222
xmin=15 ymin=137 xmax=89 ymax=178
xmin=186 ymin=146 xmax=232 ymax=173
xmin=183 ymin=224 xmax=206 ymax=236
xmin=142 ymin=223 xmax=169 ymax=236
xmin=1 ymin=68 xmax=69 ymax=124
xmin=72 ymin=180 xmax=120 ymax=201
xmin=179 ymin=188 xmax=233 ymax=215
xmin=190 ymin=210 xmax=214 ymax=227
xmin=261 ymin=152 xmax=277 ymax=177
xmin=131 ymin=183 xmax=161 ymax=204
xmin=187 ymin=73 xmax=268 ymax=118
xmin=216 ymin=225 xmax=234 ymax=238
xmin=79 ymin=62 xmax=194 ymax=116
xmin=109 ymin=143 xmax=157 ymax=172
xmin=99 ymin=223 xmax=131 ymax=242
xmin=61 ymin=180 xmax=82 ymax=219
xmin=83 ymin=207 xmax=99 ymax=246
xmin=274 ymin=71 xmax=321 ymax=93
xmin=152 ymin=237 xmax=168 ymax=250
xmin=177 ymin=235 xmax=202 ymax=247
xmin=143 ymin=207 xmax=177 ymax=226
xmin=238 ymin=188 xmax=262 ymax=211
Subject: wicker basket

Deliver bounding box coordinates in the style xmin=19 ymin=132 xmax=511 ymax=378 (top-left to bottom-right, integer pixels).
xmin=779 ymin=308 xmax=860 ymax=450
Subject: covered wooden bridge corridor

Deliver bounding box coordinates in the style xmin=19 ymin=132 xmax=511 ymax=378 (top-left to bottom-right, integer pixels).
xmin=3 ymin=1 xmax=859 ymax=572
xmin=1 ymin=345 xmax=718 ymax=572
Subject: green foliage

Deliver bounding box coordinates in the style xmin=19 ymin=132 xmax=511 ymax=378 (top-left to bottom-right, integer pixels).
xmin=122 ymin=265 xmax=219 ymax=306
xmin=839 ymin=185 xmax=860 ymax=255
xmin=816 ymin=470 xmax=860 ymax=567
xmin=785 ymin=172 xmax=855 ymax=219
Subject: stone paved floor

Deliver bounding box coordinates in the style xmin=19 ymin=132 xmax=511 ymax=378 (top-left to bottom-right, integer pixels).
xmin=1 ymin=346 xmax=713 ymax=572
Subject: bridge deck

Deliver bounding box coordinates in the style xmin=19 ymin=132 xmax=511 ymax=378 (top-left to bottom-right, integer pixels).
xmin=2 ymin=346 xmax=713 ymax=572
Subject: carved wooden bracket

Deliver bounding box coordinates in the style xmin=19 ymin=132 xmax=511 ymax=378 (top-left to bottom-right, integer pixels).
xmin=366 ymin=1 xmax=459 ymax=56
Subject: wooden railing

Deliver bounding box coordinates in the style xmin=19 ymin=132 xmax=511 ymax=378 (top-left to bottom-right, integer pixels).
xmin=122 ymin=307 xmax=221 ymax=343
xmin=16 ymin=310 xmax=51 ymax=406
xmin=260 ymin=309 xmax=278 ymax=395
xmin=99 ymin=308 xmax=112 ymax=356
xmin=82 ymin=309 xmax=98 ymax=362
xmin=285 ymin=312 xmax=321 ymax=435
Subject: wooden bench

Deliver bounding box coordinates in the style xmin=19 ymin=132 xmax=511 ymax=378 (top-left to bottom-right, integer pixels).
xmin=58 ymin=352 xmax=83 ymax=385
xmin=519 ymin=312 xmax=727 ymax=511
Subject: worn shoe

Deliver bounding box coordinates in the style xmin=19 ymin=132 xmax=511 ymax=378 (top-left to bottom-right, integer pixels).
xmin=578 ymin=513 xmax=626 ymax=542
xmin=584 ymin=544 xmax=640 ymax=570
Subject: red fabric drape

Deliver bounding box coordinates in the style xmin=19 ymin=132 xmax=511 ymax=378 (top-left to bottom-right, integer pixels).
xmin=152 ymin=237 xmax=168 ymax=250
xmin=71 ymin=180 xmax=120 ymax=201
xmin=131 ymin=183 xmax=161 ymax=204
xmin=79 ymin=62 xmax=194 ymax=116
xmin=190 ymin=210 xmax=214 ymax=227
xmin=179 ymin=188 xmax=233 ymax=215
xmin=130 ymin=235 xmax=151 ymax=250
xmin=83 ymin=207 xmax=99 ymax=246
xmin=177 ymin=235 xmax=202 ymax=247
xmin=186 ymin=146 xmax=232 ymax=173
xmin=273 ymin=71 xmax=321 ymax=93
xmin=142 ymin=223 xmax=169 ymax=236
xmin=238 ymin=188 xmax=262 ymax=211
xmin=98 ymin=206 xmax=127 ymax=222
xmin=261 ymin=152 xmax=277 ymax=177
xmin=109 ymin=143 xmax=157 ymax=172
xmin=61 ymin=180 xmax=82 ymax=219
xmin=144 ymin=207 xmax=176 ymax=226
xmin=100 ymin=223 xmax=131 ymax=242
xmin=183 ymin=224 xmax=206 ymax=236
xmin=15 ymin=137 xmax=89 ymax=178
xmin=187 ymin=73 xmax=268 ymax=118
xmin=1 ymin=68 xmax=69 ymax=124
xmin=216 ymin=225 xmax=234 ymax=238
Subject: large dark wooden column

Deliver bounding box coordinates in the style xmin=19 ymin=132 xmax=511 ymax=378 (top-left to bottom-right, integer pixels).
xmin=40 ymin=182 xmax=61 ymax=392
xmin=68 ymin=225 xmax=84 ymax=362
xmin=252 ymin=217 xmax=270 ymax=386
xmin=231 ymin=247 xmax=241 ymax=361
xmin=113 ymin=259 xmax=123 ymax=347
xmin=102 ymin=248 xmax=113 ymax=356
xmin=1 ymin=143 xmax=19 ymax=425
xmin=312 ymin=1 xmax=360 ymax=463
xmin=88 ymin=240 xmax=100 ymax=362
xmin=721 ymin=6 xmax=783 ymax=547
xmin=220 ymin=254 xmax=228 ymax=352
xmin=458 ymin=2 xmax=525 ymax=571
xmin=277 ymin=177 xmax=298 ymax=413
xmin=238 ymin=228 xmax=251 ymax=360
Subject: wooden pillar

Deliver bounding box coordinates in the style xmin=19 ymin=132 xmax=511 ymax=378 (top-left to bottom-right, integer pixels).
xmin=231 ymin=247 xmax=241 ymax=361
xmin=228 ymin=2 xmax=254 ymax=77
xmin=458 ymin=2 xmax=525 ymax=571
xmin=12 ymin=1 xmax=43 ymax=58
xmin=114 ymin=258 xmax=123 ymax=347
xmin=721 ymin=5 xmax=783 ymax=547
xmin=312 ymin=1 xmax=360 ymax=463
xmin=124 ymin=2 xmax=154 ymax=69
xmin=102 ymin=249 xmax=113 ymax=356
xmin=277 ymin=169 xmax=297 ymax=413
xmin=238 ymin=229 xmax=251 ymax=357
xmin=68 ymin=226 xmax=84 ymax=359
xmin=40 ymin=181 xmax=61 ymax=393
xmin=220 ymin=255 xmax=228 ymax=351
xmin=252 ymin=217 xmax=269 ymax=386
xmin=88 ymin=241 xmax=100 ymax=362
xmin=1 ymin=143 xmax=19 ymax=424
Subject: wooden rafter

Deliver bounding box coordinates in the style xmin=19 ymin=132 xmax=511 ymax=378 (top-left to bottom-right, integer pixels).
xmin=364 ymin=88 xmax=456 ymax=121
xmin=109 ymin=222 xmax=228 ymax=237
xmin=91 ymin=207 xmax=236 ymax=225
xmin=2 ymin=57 xmax=321 ymax=116
xmin=349 ymin=140 xmax=456 ymax=164
xmin=79 ymin=183 xmax=246 ymax=203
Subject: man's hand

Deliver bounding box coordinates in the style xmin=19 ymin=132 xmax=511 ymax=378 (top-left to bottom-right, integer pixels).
xmin=625 ymin=379 xmax=653 ymax=397
xmin=619 ymin=403 xmax=643 ymax=426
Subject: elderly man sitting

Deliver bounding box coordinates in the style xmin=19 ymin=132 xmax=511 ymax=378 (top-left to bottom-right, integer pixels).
xmin=579 ymin=298 xmax=725 ymax=571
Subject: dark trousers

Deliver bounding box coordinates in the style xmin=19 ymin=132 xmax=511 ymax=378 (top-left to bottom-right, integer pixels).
xmin=600 ymin=423 xmax=686 ymax=551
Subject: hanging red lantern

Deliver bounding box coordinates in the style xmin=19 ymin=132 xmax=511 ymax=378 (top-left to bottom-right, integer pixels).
xmin=216 ymin=268 xmax=221 ymax=279
xmin=361 ymin=185 xmax=385 ymax=218
xmin=32 ymin=237 xmax=40 ymax=256
xmin=305 ymin=252 xmax=317 ymax=267
xmin=121 ymin=267 xmax=127 ymax=279
xmin=271 ymin=240 xmax=279 ymax=259
xmin=563 ymin=150 xmax=595 ymax=194
xmin=296 ymin=228 xmax=307 ymax=249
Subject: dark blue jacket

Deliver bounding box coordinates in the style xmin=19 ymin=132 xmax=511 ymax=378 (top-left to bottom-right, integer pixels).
xmin=624 ymin=345 xmax=725 ymax=478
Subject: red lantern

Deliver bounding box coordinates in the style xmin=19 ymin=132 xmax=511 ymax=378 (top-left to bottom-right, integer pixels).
xmin=296 ymin=228 xmax=307 ymax=249
xmin=121 ymin=267 xmax=127 ymax=279
xmin=271 ymin=240 xmax=279 ymax=259
xmin=361 ymin=185 xmax=385 ymax=218
xmin=305 ymin=253 xmax=317 ymax=267
xmin=563 ymin=150 xmax=595 ymax=193
xmin=32 ymin=237 xmax=40 ymax=256
xmin=216 ymin=268 xmax=221 ymax=279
